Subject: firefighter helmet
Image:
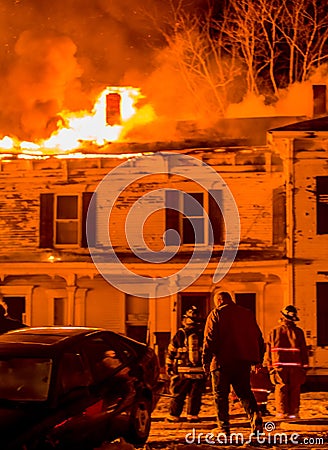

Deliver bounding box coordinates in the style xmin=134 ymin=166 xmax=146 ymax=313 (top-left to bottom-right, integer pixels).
xmin=183 ymin=305 xmax=199 ymax=321
xmin=281 ymin=305 xmax=300 ymax=322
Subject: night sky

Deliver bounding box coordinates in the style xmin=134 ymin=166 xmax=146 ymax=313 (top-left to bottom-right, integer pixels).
xmin=0 ymin=0 xmax=326 ymax=142
xmin=0 ymin=0 xmax=209 ymax=140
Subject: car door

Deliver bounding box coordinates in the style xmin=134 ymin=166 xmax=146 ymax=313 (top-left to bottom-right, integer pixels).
xmin=81 ymin=333 xmax=137 ymax=428
xmin=49 ymin=336 xmax=133 ymax=448
xmin=46 ymin=349 xmax=99 ymax=448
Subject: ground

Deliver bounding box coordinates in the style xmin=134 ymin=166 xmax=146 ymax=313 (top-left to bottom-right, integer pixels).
xmin=103 ymin=388 xmax=328 ymax=450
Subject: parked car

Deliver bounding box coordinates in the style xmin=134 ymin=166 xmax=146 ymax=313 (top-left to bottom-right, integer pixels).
xmin=0 ymin=327 xmax=162 ymax=450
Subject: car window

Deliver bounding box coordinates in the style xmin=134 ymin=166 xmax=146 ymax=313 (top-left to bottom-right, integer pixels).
xmin=102 ymin=332 xmax=135 ymax=363
xmin=59 ymin=352 xmax=92 ymax=396
xmin=83 ymin=336 xmax=125 ymax=382
xmin=0 ymin=358 xmax=52 ymax=401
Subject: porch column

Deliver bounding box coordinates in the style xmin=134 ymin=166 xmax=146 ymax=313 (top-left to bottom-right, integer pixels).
xmin=67 ymin=286 xmax=77 ymax=326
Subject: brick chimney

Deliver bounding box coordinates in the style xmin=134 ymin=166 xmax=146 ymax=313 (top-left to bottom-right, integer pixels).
xmin=106 ymin=92 xmax=121 ymax=125
xmin=312 ymin=85 xmax=327 ymax=117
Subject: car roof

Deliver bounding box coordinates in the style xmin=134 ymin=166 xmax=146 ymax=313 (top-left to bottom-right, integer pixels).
xmin=0 ymin=327 xmax=107 ymax=356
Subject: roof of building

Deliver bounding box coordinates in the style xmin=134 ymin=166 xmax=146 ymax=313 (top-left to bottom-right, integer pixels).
xmin=270 ymin=115 xmax=328 ymax=132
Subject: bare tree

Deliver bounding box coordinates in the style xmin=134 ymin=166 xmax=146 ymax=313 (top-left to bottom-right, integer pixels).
xmin=256 ymin=0 xmax=285 ymax=95
xmin=215 ymin=0 xmax=328 ymax=95
xmin=216 ymin=0 xmax=266 ymax=95
xmin=278 ymin=0 xmax=328 ymax=83
xmin=141 ymin=0 xmax=328 ymax=114
xmin=143 ymin=0 xmax=241 ymax=116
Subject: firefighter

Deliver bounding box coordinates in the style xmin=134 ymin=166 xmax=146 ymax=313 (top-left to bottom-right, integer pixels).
xmin=166 ymin=306 xmax=205 ymax=422
xmin=230 ymin=366 xmax=273 ymax=416
xmin=202 ymin=290 xmax=264 ymax=436
xmin=250 ymin=365 xmax=273 ymax=416
xmin=266 ymin=305 xmax=309 ymax=419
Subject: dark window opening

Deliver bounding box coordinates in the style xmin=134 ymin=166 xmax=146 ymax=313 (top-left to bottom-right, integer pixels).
xmin=317 ymin=282 xmax=328 ymax=346
xmin=3 ymin=297 xmax=26 ymax=323
xmin=317 ymin=177 xmax=328 ymax=234
xmin=54 ymin=298 xmax=65 ymax=326
xmin=235 ymin=293 xmax=256 ymax=316
xmin=183 ymin=193 xmax=204 ymax=244
xmin=273 ymin=186 xmax=286 ymax=244
xmin=126 ymin=325 xmax=148 ymax=344
xmin=179 ymin=293 xmax=210 ymax=325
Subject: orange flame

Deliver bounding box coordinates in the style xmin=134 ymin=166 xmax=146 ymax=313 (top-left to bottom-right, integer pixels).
xmin=0 ymin=86 xmax=156 ymax=155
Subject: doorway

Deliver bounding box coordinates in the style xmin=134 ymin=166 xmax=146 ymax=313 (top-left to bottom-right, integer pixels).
xmin=3 ymin=296 xmax=26 ymax=323
xmin=235 ymin=293 xmax=256 ymax=315
xmin=179 ymin=293 xmax=210 ymax=325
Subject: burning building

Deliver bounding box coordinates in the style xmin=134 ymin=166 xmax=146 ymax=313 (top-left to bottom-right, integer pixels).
xmin=0 ymin=83 xmax=327 ymax=383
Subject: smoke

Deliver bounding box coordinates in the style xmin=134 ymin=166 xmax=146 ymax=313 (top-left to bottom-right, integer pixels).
xmin=0 ymin=0 xmax=326 ymax=143
xmin=0 ymin=0 xmax=168 ymax=140
xmin=0 ymin=30 xmax=84 ymax=139
xmin=226 ymin=65 xmax=328 ymax=119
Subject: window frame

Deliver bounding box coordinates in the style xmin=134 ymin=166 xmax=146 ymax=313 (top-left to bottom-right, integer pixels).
xmin=81 ymin=334 xmax=128 ymax=383
xmin=316 ymin=282 xmax=328 ymax=347
xmin=165 ymin=189 xmax=224 ymax=247
xmin=181 ymin=192 xmax=207 ymax=245
xmin=57 ymin=351 xmax=92 ymax=398
xmin=39 ymin=191 xmax=95 ymax=249
xmin=54 ymin=194 xmax=81 ymax=247
xmin=316 ymin=176 xmax=328 ymax=235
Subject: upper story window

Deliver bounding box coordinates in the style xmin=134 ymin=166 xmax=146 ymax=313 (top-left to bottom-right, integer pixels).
xmin=317 ymin=176 xmax=328 ymax=235
xmin=55 ymin=195 xmax=80 ymax=245
xmin=183 ymin=193 xmax=205 ymax=244
xmin=317 ymin=282 xmax=328 ymax=346
xmin=39 ymin=192 xmax=95 ymax=249
xmin=165 ymin=190 xmax=224 ymax=246
xmin=272 ymin=186 xmax=286 ymax=245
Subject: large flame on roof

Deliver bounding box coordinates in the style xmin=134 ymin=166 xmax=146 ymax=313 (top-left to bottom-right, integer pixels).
xmin=0 ymin=87 xmax=156 ymax=155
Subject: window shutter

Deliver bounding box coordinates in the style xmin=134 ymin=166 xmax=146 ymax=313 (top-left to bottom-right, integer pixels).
xmin=317 ymin=282 xmax=328 ymax=346
xmin=82 ymin=192 xmax=96 ymax=248
xmin=317 ymin=176 xmax=328 ymax=234
xmin=209 ymin=190 xmax=224 ymax=245
xmin=39 ymin=193 xmax=54 ymax=248
xmin=272 ymin=187 xmax=286 ymax=245
xmin=165 ymin=190 xmax=181 ymax=246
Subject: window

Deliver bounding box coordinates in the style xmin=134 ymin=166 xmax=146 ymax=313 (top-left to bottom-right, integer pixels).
xmin=59 ymin=353 xmax=91 ymax=396
xmin=39 ymin=192 xmax=95 ymax=248
xmin=82 ymin=335 xmax=125 ymax=382
xmin=180 ymin=293 xmax=209 ymax=324
xmin=125 ymin=295 xmax=149 ymax=343
xmin=235 ymin=293 xmax=256 ymax=316
xmin=272 ymin=186 xmax=286 ymax=245
xmin=3 ymin=296 xmax=26 ymax=323
xmin=317 ymin=282 xmax=328 ymax=346
xmin=55 ymin=195 xmax=79 ymax=245
xmin=0 ymin=358 xmax=52 ymax=401
xmin=165 ymin=190 xmax=224 ymax=246
xmin=317 ymin=177 xmax=328 ymax=234
xmin=183 ymin=193 xmax=205 ymax=244
xmin=54 ymin=298 xmax=65 ymax=325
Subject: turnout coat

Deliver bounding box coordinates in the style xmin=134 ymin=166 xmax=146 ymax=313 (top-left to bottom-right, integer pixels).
xmin=202 ymin=302 xmax=265 ymax=371
xmin=266 ymin=320 xmax=309 ymax=370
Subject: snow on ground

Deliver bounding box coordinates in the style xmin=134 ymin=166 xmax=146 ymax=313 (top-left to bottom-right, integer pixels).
xmin=102 ymin=389 xmax=328 ymax=450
